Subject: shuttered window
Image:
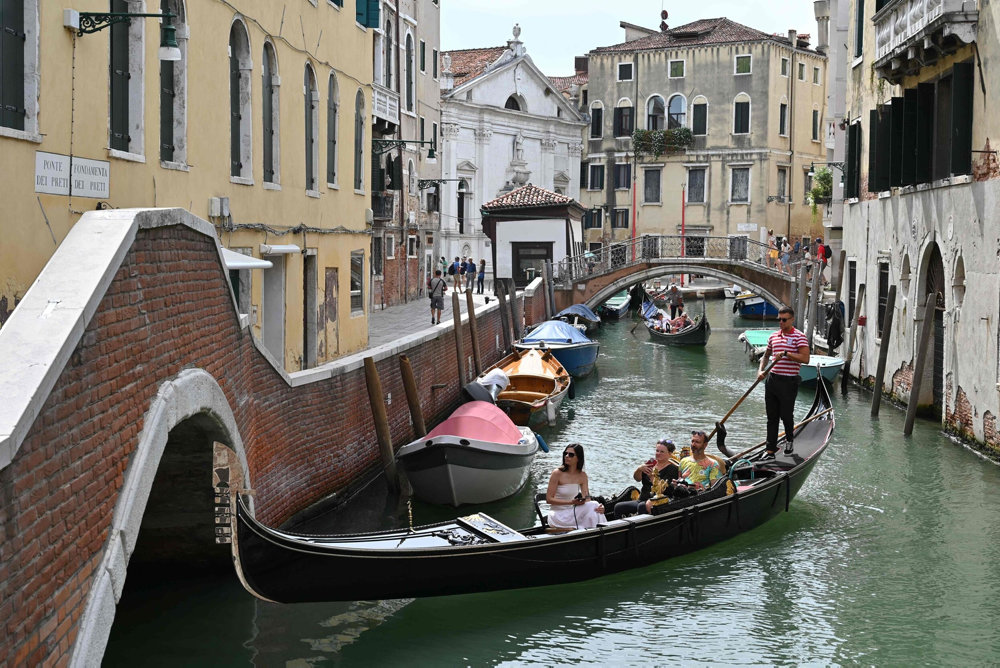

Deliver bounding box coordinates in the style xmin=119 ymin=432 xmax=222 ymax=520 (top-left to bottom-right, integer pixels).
xmin=229 ymin=30 xmax=241 ymax=176
xmin=687 ymin=167 xmax=706 ymax=203
xmin=588 ymin=164 xmax=604 ymax=190
xmin=327 ymin=75 xmax=338 ymax=184
xmin=356 ymin=0 xmax=380 ymax=29
xmin=644 ymin=168 xmax=660 ymax=203
xmin=613 ymin=106 xmax=633 ymax=137
xmin=579 ymin=161 xmax=588 ymax=189
xmin=354 ymin=90 xmax=364 ymax=190
xmin=734 ymin=101 xmax=749 ymax=134
xmin=262 ymin=46 xmax=275 ymax=182
xmin=590 ymin=106 xmax=603 ymax=138
xmin=614 ymin=163 xmax=631 ymax=190
xmin=889 ymin=97 xmax=904 ymax=187
xmin=867 ymin=107 xmax=890 ymax=193
xmin=877 ymin=262 xmax=890 ymax=337
xmin=1 ymin=0 xmax=26 ymax=131
xmin=901 ymin=88 xmax=919 ymax=186
xmin=730 ymin=167 xmax=749 ymax=203
xmin=692 ymin=103 xmax=707 ymax=135
xmin=304 ymin=67 xmax=317 ymax=191
xmin=779 ymin=103 xmax=787 ymax=136
xmin=845 ymin=121 xmax=861 ymax=199
xmin=951 ymin=61 xmax=974 ymax=177
xmin=110 ymin=0 xmax=130 ymax=151
xmin=915 ymin=83 xmax=934 ymax=184
xmin=158 ymin=0 xmax=174 ymax=162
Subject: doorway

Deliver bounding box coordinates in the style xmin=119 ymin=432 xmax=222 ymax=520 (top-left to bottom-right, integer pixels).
xmin=511 ymin=242 xmax=552 ymax=287
xmin=261 ymin=254 xmax=285 ymax=365
xmin=924 ymin=243 xmax=945 ymax=417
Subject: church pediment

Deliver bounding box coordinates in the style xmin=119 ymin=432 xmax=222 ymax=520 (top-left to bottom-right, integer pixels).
xmin=456 ymin=160 xmax=478 ymax=173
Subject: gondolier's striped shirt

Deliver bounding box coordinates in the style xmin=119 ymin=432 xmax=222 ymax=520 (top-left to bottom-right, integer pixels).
xmin=767 ymin=329 xmax=809 ymax=377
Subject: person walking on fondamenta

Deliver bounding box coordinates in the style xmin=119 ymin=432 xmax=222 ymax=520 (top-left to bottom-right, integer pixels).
xmin=757 ymin=306 xmax=810 ymax=458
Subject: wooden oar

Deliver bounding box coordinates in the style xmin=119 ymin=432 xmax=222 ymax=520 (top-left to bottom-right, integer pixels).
xmin=706 ymin=357 xmax=780 ymax=443
xmin=724 ymin=406 xmax=835 ymax=462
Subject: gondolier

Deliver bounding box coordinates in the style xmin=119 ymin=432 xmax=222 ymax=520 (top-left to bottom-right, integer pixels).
xmin=757 ymin=306 xmax=810 ymax=457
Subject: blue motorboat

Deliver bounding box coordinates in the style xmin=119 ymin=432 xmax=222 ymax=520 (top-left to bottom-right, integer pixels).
xmin=600 ymin=290 xmax=631 ymax=319
xmin=732 ymin=292 xmax=779 ymax=319
xmin=554 ymin=303 xmax=602 ymax=333
xmin=799 ymin=355 xmax=845 ymax=384
xmin=515 ymin=320 xmax=600 ymax=377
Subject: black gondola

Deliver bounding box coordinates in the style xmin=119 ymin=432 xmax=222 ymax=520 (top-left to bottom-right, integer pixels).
xmin=640 ymin=295 xmax=711 ymax=346
xmin=224 ymin=381 xmax=833 ymax=603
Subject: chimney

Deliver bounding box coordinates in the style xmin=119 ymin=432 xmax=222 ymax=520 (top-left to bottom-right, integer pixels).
xmin=814 ymin=0 xmax=830 ymax=53
xmin=788 ymin=29 xmax=797 ymax=47
xmin=574 ymin=56 xmax=589 ymax=75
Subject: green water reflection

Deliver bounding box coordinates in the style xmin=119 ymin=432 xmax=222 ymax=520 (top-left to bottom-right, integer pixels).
xmin=104 ymin=300 xmax=1000 ymax=666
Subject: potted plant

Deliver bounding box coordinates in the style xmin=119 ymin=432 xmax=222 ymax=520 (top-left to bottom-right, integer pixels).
xmin=809 ymin=167 xmax=833 ymax=217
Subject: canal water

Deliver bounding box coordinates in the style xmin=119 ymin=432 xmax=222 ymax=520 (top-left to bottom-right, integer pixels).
xmin=104 ymin=299 xmax=1000 ymax=666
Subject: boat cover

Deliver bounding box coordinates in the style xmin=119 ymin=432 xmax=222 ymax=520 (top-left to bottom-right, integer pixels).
xmin=520 ymin=320 xmax=594 ymax=345
xmin=426 ymin=401 xmax=524 ymax=444
xmin=554 ymin=304 xmax=601 ymax=322
xmin=740 ymin=329 xmax=775 ymax=347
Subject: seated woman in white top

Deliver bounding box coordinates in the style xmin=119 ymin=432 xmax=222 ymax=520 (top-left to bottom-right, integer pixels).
xmin=546 ymin=443 xmax=605 ymax=529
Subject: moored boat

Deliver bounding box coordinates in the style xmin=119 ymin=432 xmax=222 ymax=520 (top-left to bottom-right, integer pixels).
xmin=553 ymin=304 xmax=602 ymax=333
xmin=484 ymin=348 xmax=571 ymax=425
xmin=599 ymin=290 xmax=631 ymax=319
xmin=224 ymin=380 xmax=834 ymax=603
xmin=798 ymin=355 xmax=845 ymax=383
xmin=737 ymin=328 xmax=774 ymax=360
xmin=733 ymin=292 xmax=779 ymax=319
xmin=395 ymin=401 xmax=539 ymax=507
xmin=515 ymin=320 xmax=599 ymax=377
xmin=640 ymin=297 xmax=711 ymax=346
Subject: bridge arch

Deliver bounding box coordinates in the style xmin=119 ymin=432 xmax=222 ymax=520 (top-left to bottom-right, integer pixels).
xmin=72 ymin=368 xmax=249 ymax=666
xmin=583 ymin=264 xmax=786 ymax=311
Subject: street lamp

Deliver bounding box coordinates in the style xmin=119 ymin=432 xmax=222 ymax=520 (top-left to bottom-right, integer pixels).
xmin=807 ymin=161 xmax=845 ymax=177
xmin=63 ymin=8 xmax=181 ymax=61
xmin=372 ymin=138 xmax=437 ymax=163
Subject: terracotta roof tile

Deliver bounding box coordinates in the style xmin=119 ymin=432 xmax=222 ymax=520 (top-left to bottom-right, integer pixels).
xmin=442 ymin=46 xmax=507 ymax=86
xmin=548 ymin=72 xmax=589 ymax=95
xmin=482 ymin=184 xmax=573 ymax=211
xmin=591 ymin=17 xmax=813 ymax=54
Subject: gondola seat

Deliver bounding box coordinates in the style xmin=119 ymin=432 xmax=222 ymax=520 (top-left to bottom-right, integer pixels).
xmin=532 ymin=493 xmax=574 ymax=534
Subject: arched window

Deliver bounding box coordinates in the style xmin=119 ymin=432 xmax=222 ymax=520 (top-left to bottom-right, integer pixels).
xmin=691 ymin=95 xmax=708 ymax=135
xmin=383 ymin=20 xmax=393 ymax=89
xmin=229 ymin=20 xmax=252 ymax=179
xmin=326 ymin=73 xmax=339 ymax=185
xmin=667 ymin=94 xmax=686 ymax=129
xmin=613 ymin=98 xmax=634 ymax=137
xmin=304 ymin=64 xmax=319 ymax=192
xmin=733 ymin=93 xmax=751 ymax=134
xmin=646 ymin=95 xmax=665 ymax=130
xmin=589 ymin=101 xmax=604 ymax=138
xmin=505 ymin=95 xmax=521 ymax=111
xmin=354 ymin=90 xmax=365 ymax=190
xmin=405 ymin=33 xmax=415 ymax=111
xmin=159 ymin=0 xmax=188 ymax=165
xmin=262 ymin=41 xmax=279 ymax=183
xmin=457 ymin=179 xmax=468 ymax=235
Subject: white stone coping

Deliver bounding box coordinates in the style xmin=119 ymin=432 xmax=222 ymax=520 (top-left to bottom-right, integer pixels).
xmin=0 ymin=208 xmax=245 ymax=471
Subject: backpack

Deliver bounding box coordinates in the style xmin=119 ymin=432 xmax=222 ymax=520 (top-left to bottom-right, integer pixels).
xmin=447 ymin=262 xmax=456 ymax=275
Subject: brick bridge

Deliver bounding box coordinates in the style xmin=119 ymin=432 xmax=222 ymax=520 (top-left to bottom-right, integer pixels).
xmin=0 ymin=209 xmax=540 ymax=665
xmin=550 ymin=235 xmax=796 ymax=312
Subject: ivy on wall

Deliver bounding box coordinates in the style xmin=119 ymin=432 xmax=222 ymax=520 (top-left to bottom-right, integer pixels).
xmin=631 ymin=127 xmax=693 ymax=160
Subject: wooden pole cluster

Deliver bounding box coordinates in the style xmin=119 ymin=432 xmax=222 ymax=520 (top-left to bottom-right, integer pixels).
xmin=496 ymin=281 xmax=513 ymax=353
xmin=795 ymin=262 xmax=808 ymax=330
xmin=835 ymin=249 xmax=848 ymax=302
xmin=904 ymin=294 xmax=938 ymax=436
xmin=805 ymin=262 xmax=821 ymax=347
xmin=510 ymin=282 xmax=524 ymax=341
xmin=398 ymin=354 xmax=426 ymax=437
xmin=870 ymin=285 xmax=896 ymax=417
xmin=452 ymin=291 xmax=467 ymax=386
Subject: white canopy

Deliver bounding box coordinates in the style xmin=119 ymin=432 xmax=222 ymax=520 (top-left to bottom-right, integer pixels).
xmin=221 ymin=247 xmax=273 ymax=270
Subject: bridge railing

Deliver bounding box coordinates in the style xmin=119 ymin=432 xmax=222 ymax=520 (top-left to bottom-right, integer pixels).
xmin=556 ymin=235 xmax=775 ymax=285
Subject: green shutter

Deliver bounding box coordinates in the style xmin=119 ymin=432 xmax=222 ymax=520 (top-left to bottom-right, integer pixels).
xmin=230 ymin=44 xmax=241 ymax=176
xmin=875 ymin=107 xmax=891 ymax=192
xmin=110 ymin=0 xmax=130 ymax=151
xmin=263 ymin=56 xmax=274 ymax=181
xmin=327 ymin=80 xmax=337 ymax=184
xmin=867 ymin=110 xmax=879 ymax=193
xmin=367 ymin=0 xmax=380 ymax=28
xmin=159 ymin=60 xmax=175 ymax=162
xmin=305 ymin=81 xmax=315 ymax=190
xmin=889 ymin=97 xmax=904 ymax=187
xmin=0 ymin=0 xmax=26 ymax=130
xmin=693 ymin=104 xmax=706 ymax=135
xmin=846 ymin=121 xmax=859 ymax=199
xmin=420 ymin=41 xmax=425 ymax=71
xmin=916 ymin=83 xmax=934 ymax=184
xmin=901 ymin=88 xmax=919 ymax=186
xmin=951 ymin=61 xmax=974 ymax=176
xmin=355 ymin=0 xmax=367 ymax=26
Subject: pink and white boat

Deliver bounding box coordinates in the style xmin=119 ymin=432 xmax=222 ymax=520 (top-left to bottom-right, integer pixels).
xmin=395 ymin=401 xmax=540 ymax=506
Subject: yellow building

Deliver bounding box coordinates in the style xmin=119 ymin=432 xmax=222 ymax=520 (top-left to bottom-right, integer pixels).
xmin=578 ymin=18 xmax=828 ymax=250
xmin=0 ymin=0 xmax=376 ymax=370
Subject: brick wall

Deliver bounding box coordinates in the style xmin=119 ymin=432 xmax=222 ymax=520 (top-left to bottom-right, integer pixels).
xmin=0 ymin=224 xmax=535 ymax=664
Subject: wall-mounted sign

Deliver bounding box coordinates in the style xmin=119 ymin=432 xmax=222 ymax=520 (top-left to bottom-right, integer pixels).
xmin=35 ymin=151 xmax=110 ymax=199
xmin=736 ymin=223 xmax=758 ymax=232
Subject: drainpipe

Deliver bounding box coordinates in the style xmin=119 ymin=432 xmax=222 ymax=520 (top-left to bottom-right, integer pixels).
xmin=787 ymin=29 xmax=796 ymax=243
xmin=397 ymin=7 xmax=407 ymax=303
xmin=631 ymin=49 xmax=639 ymax=262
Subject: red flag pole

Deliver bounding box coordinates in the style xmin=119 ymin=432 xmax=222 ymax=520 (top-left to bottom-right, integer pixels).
xmin=680 ymin=183 xmax=686 ymax=287
xmin=631 ymin=172 xmax=637 ymax=261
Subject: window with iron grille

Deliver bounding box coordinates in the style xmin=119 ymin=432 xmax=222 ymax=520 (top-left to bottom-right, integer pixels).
xmin=730 ymin=167 xmax=750 ymax=203
xmin=687 ymin=168 xmax=706 ymax=203
xmin=350 ymin=250 xmax=365 ymax=313
xmin=812 ymin=110 xmax=820 ymax=141
xmin=614 ymin=163 xmax=631 ymax=190
xmin=644 ymin=168 xmax=661 ymax=203
xmin=877 ymin=261 xmax=890 ymax=337
xmin=372 ymin=236 xmax=383 ymax=275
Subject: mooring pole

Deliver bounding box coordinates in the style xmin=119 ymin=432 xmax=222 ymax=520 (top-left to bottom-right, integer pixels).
xmin=871 ymin=285 xmax=896 ymax=417
xmin=496 ymin=281 xmax=513 ymax=353
xmin=364 ymin=356 xmax=399 ymax=492
xmin=398 ymin=354 xmax=426 ymax=437
xmin=805 ymin=261 xmax=821 ymax=347
xmin=841 ymin=282 xmax=865 ymax=395
xmin=545 ymin=261 xmax=557 ymax=320
xmin=452 ymin=291 xmax=467 ymax=386
xmin=465 ymin=289 xmax=482 ymax=375
xmin=904 ymin=294 xmax=938 ymax=436
xmin=835 ymin=249 xmax=847 ymax=302
xmin=796 ymin=262 xmax=807 ymax=330
xmin=510 ymin=281 xmax=524 ymax=340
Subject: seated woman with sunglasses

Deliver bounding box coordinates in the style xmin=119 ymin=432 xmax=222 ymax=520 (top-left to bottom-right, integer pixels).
xmin=645 ymin=430 xmax=725 ymax=514
xmin=546 ymin=444 xmax=605 ymax=530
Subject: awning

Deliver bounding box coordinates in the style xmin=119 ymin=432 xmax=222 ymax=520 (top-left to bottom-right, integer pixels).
xmin=222 ymin=247 xmax=273 ymax=270
xmin=259 ymin=244 xmax=301 ymax=255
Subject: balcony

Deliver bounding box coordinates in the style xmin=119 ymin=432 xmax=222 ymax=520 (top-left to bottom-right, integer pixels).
xmin=372 ymin=192 xmax=395 ymax=221
xmin=873 ymin=0 xmax=978 ymax=83
xmin=372 ymin=83 xmax=399 ymax=133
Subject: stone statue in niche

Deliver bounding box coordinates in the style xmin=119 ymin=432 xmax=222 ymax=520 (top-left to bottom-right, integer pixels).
xmin=514 ymin=131 xmax=524 ymax=161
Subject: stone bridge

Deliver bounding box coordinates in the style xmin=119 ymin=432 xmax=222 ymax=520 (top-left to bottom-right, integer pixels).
xmin=551 ymin=235 xmax=797 ymax=312
xmin=0 ymin=209 xmax=539 ymax=665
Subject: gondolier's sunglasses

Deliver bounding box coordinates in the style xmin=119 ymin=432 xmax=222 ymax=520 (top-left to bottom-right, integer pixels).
xmin=778 ymin=316 xmax=792 ymax=322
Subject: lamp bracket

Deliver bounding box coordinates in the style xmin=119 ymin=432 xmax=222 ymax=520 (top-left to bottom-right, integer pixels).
xmin=372 ymin=138 xmax=436 ymax=157
xmin=77 ymin=11 xmax=175 ymax=35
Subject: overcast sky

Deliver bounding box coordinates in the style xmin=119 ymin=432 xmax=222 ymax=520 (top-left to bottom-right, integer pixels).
xmin=440 ymin=0 xmax=820 ymax=77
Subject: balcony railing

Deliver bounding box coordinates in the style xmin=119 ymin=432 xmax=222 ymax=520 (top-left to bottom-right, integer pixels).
xmin=873 ymin=0 xmax=978 ymax=82
xmin=372 ymin=83 xmax=400 ymax=126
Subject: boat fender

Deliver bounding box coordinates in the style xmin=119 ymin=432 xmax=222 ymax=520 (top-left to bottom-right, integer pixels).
xmin=535 ymin=433 xmax=549 ymax=453
xmin=568 ymin=381 xmax=575 ymax=400
xmin=732 ymin=300 xmax=739 ymax=314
